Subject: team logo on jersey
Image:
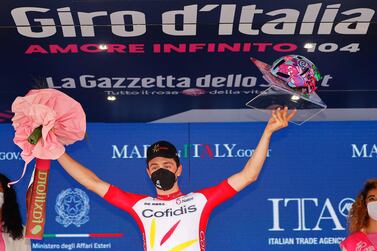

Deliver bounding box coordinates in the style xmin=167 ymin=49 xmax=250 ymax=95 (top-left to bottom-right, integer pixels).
xmin=142 ymin=205 xmax=197 ymax=218
xmin=176 ymin=196 xmax=194 ymax=205
xmin=55 ymin=188 xmax=90 ymax=227
xmin=149 ymin=219 xmax=198 ymax=250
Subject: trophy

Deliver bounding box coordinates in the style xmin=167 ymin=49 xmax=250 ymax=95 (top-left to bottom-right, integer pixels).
xmin=246 ymin=55 xmax=327 ymax=125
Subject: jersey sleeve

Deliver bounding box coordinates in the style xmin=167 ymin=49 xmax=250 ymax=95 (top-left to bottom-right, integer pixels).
xmin=197 ymin=179 xmax=237 ymax=211
xmin=103 ymin=185 xmax=147 ymax=214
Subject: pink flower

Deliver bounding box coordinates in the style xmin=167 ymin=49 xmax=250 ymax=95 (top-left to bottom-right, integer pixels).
xmin=12 ymin=89 xmax=86 ymax=164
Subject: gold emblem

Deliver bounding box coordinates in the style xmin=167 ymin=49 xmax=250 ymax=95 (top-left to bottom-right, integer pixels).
xmin=152 ymin=144 xmax=160 ymax=152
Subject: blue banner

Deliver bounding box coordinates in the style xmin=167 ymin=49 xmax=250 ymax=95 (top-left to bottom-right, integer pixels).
xmin=0 ymin=121 xmax=375 ymax=250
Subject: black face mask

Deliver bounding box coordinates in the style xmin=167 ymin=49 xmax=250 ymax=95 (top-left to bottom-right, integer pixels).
xmin=151 ymin=168 xmax=177 ymax=191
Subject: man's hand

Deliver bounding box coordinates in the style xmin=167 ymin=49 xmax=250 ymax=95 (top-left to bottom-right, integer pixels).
xmin=265 ymin=107 xmax=297 ymax=134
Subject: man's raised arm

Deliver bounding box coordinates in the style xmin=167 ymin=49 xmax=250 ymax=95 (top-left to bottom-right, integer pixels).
xmin=57 ymin=152 xmax=110 ymax=197
xmin=228 ymin=107 xmax=296 ymax=192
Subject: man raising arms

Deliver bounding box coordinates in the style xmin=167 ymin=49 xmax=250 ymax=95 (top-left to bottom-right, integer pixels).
xmin=57 ymin=107 xmax=296 ymax=251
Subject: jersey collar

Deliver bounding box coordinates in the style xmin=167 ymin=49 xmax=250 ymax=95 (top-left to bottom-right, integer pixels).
xmin=157 ymin=190 xmax=183 ymax=200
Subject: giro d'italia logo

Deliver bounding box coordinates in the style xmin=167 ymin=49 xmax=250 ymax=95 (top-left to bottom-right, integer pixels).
xmin=55 ymin=188 xmax=90 ymax=228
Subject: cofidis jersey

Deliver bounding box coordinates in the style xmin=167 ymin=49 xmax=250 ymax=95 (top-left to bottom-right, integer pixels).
xmin=104 ymin=180 xmax=237 ymax=251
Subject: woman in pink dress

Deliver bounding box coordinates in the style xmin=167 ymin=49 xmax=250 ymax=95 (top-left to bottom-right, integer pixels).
xmin=341 ymin=179 xmax=377 ymax=251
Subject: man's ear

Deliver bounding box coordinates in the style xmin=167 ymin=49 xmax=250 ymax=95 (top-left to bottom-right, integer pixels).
xmin=176 ymin=165 xmax=183 ymax=177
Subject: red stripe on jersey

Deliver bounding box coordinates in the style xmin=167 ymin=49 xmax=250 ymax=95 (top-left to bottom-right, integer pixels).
xmin=160 ymin=220 xmax=181 ymax=246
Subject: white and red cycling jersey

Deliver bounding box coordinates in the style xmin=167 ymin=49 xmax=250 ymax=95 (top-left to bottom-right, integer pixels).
xmin=104 ymin=180 xmax=237 ymax=251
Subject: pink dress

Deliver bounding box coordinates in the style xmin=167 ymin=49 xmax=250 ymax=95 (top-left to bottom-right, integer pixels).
xmin=0 ymin=227 xmax=31 ymax=251
xmin=340 ymin=231 xmax=377 ymax=251
xmin=368 ymin=233 xmax=377 ymax=248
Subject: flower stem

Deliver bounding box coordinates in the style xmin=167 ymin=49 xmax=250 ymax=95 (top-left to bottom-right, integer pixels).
xmin=28 ymin=125 xmax=42 ymax=145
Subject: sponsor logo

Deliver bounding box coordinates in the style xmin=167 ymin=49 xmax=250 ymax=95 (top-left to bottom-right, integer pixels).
xmin=351 ymin=144 xmax=377 ymax=158
xmin=45 ymin=74 xmax=333 ymax=99
xmin=152 ymin=144 xmax=169 ymax=153
xmin=45 ymin=74 xmax=259 ymax=89
xmin=11 ymin=4 xmax=374 ymax=38
xmin=199 ymin=230 xmax=206 ymax=250
xmin=27 ymin=169 xmax=48 ymax=236
xmin=268 ymin=237 xmax=345 ymax=246
xmin=268 ymin=197 xmax=351 ymax=231
xmin=142 ymin=205 xmax=197 ymax=218
xmin=44 ymin=74 xmax=332 ymax=95
xmin=55 ymin=188 xmax=90 ymax=227
xmin=112 ymin=143 xmax=271 ymax=159
xmin=181 ymin=88 xmax=206 ymax=96
xmin=176 ymin=196 xmax=194 ymax=205
xmin=144 ymin=202 xmax=165 ymax=206
xmin=338 ymin=198 xmax=354 ymax=217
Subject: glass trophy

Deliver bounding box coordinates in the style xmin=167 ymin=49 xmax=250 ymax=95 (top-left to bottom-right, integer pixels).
xmin=246 ymin=57 xmax=327 ymax=125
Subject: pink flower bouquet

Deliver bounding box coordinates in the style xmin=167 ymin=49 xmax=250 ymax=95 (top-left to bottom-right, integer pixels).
xmin=12 ymin=89 xmax=86 ymax=163
xmin=11 ymin=88 xmax=86 ymax=182
xmin=11 ymin=88 xmax=86 ymax=239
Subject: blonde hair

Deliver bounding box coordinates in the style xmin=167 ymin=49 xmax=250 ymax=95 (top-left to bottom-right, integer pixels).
xmin=348 ymin=179 xmax=377 ymax=233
